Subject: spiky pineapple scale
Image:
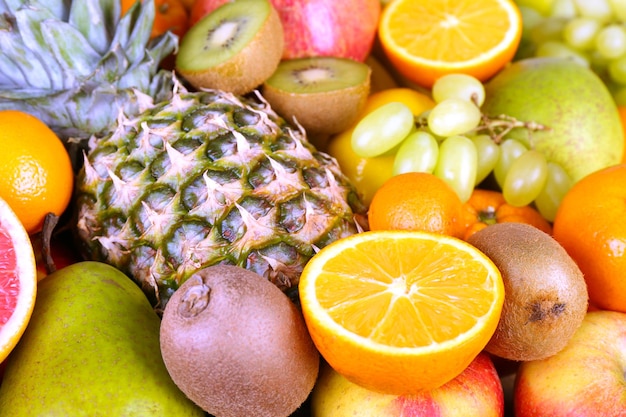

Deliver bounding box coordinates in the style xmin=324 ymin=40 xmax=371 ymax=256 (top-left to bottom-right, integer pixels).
xmin=75 ymin=83 xmax=365 ymax=308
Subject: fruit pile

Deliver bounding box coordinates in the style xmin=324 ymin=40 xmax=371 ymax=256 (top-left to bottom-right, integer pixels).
xmin=0 ymin=0 xmax=625 ymax=416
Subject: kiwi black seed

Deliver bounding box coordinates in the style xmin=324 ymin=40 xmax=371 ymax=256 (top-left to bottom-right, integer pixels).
xmin=159 ymin=265 xmax=320 ymax=417
xmin=175 ymin=0 xmax=284 ymax=95
xmin=467 ymin=222 xmax=588 ymax=362
xmin=261 ymin=56 xmax=371 ymax=144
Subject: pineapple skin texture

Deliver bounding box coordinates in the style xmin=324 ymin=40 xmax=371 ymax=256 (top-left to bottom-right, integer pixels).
xmin=74 ymin=83 xmax=366 ymax=309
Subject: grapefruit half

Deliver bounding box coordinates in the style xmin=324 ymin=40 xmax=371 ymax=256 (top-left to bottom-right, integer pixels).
xmin=0 ymin=196 xmax=37 ymax=362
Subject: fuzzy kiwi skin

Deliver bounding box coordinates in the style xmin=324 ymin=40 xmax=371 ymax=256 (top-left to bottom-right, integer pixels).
xmin=467 ymin=222 xmax=588 ymax=362
xmin=262 ymin=62 xmax=371 ymax=139
xmin=176 ymin=2 xmax=284 ymax=96
xmin=159 ymin=265 xmax=320 ymax=417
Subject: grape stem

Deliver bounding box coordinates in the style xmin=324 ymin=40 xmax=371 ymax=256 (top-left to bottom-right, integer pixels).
xmin=472 ymin=113 xmax=550 ymax=145
xmin=415 ymin=112 xmax=550 ymax=146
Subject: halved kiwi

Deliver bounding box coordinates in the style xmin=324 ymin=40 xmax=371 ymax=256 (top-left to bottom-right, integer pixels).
xmin=175 ymin=0 xmax=284 ymax=95
xmin=261 ymin=57 xmax=372 ymax=141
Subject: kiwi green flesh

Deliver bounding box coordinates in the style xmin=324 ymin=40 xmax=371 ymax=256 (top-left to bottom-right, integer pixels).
xmin=264 ymin=57 xmax=372 ymax=94
xmin=262 ymin=57 xmax=371 ymax=137
xmin=177 ymin=0 xmax=271 ymax=71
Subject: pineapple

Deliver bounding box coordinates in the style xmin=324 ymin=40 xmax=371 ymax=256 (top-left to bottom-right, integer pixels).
xmin=74 ymin=79 xmax=367 ymax=309
xmin=0 ymin=0 xmax=176 ymax=149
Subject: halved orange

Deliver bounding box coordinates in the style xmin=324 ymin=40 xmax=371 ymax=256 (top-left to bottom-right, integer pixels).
xmin=298 ymin=230 xmax=504 ymax=395
xmin=0 ymin=196 xmax=37 ymax=362
xmin=378 ymin=0 xmax=523 ymax=88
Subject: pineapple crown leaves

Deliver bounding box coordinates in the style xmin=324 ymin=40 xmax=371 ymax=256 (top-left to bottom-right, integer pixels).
xmin=0 ymin=0 xmax=176 ymax=144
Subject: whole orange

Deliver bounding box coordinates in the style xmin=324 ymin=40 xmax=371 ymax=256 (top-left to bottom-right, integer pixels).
xmin=0 ymin=110 xmax=74 ymax=235
xmin=122 ymin=0 xmax=189 ymax=39
xmin=552 ymin=164 xmax=626 ymax=313
xmin=179 ymin=0 xmax=195 ymax=11
xmin=368 ymin=172 xmax=465 ymax=238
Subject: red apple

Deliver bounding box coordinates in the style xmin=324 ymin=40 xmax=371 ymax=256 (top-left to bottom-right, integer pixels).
xmin=189 ymin=0 xmax=227 ymax=26
xmin=311 ymin=352 xmax=504 ymax=416
xmin=190 ymin=0 xmax=381 ymax=61
xmin=514 ymin=310 xmax=626 ymax=417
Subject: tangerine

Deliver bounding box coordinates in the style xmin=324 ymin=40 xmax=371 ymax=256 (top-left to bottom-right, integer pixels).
xmin=367 ymin=172 xmax=465 ymax=238
xmin=461 ymin=188 xmax=552 ymax=240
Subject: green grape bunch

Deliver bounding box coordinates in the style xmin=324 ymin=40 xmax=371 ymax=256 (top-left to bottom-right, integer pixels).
xmin=516 ymin=0 xmax=626 ymax=104
xmin=349 ymin=73 xmax=572 ymax=222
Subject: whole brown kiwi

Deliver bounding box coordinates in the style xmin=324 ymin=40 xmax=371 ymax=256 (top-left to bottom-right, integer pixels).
xmin=159 ymin=265 xmax=320 ymax=417
xmin=467 ymin=222 xmax=588 ymax=362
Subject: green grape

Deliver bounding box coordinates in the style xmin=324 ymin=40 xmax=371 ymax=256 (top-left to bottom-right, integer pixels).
xmin=595 ymin=24 xmax=626 ymax=59
xmin=535 ymin=40 xmax=590 ymax=67
xmin=534 ymin=162 xmax=574 ymax=222
xmin=434 ymin=135 xmax=477 ymax=203
xmin=530 ymin=17 xmax=568 ymax=44
xmin=562 ymin=17 xmax=601 ymax=51
xmin=550 ymin=0 xmax=577 ymax=19
xmin=502 ymin=150 xmax=549 ymax=207
xmin=351 ymin=102 xmax=414 ymax=158
xmin=494 ymin=139 xmax=528 ymax=188
xmin=471 ymin=134 xmax=500 ymax=185
xmin=608 ymin=56 xmax=626 ymax=85
xmin=573 ymin=0 xmax=613 ymax=23
xmin=427 ymin=98 xmax=482 ymax=138
xmin=609 ymin=0 xmax=626 ymax=22
xmin=392 ymin=131 xmax=439 ymax=175
xmin=519 ymin=6 xmax=544 ymax=38
xmin=431 ymin=74 xmax=486 ymax=107
xmin=588 ymin=49 xmax=611 ymax=74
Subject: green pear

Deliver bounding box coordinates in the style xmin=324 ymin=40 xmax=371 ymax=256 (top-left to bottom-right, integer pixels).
xmin=482 ymin=57 xmax=624 ymax=183
xmin=0 ymin=261 xmax=204 ymax=417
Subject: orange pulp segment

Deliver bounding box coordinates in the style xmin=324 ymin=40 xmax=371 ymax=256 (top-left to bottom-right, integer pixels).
xmin=299 ymin=230 xmax=504 ymax=395
xmin=378 ymin=0 xmax=522 ymax=88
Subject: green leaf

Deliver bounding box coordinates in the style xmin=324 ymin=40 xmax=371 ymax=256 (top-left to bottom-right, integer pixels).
xmin=14 ymin=7 xmax=65 ymax=89
xmin=42 ymin=19 xmax=101 ymax=79
xmin=27 ymin=0 xmax=68 ymax=20
xmin=113 ymin=0 xmax=154 ymax=64
xmin=68 ymin=0 xmax=119 ymax=55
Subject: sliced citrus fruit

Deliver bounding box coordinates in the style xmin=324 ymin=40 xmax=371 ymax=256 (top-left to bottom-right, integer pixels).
xmin=299 ymin=230 xmax=504 ymax=395
xmin=0 ymin=196 xmax=37 ymax=362
xmin=378 ymin=0 xmax=522 ymax=88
